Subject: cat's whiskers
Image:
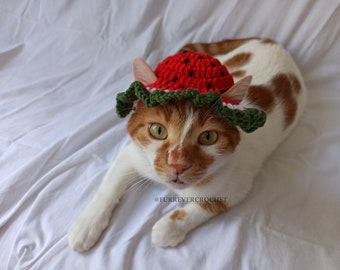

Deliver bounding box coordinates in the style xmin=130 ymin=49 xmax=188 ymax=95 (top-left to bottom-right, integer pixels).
xmin=126 ymin=175 xmax=152 ymax=193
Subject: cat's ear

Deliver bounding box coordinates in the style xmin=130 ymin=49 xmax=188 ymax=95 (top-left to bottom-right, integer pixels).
xmin=222 ymin=75 xmax=252 ymax=103
xmin=133 ymin=58 xmax=157 ymax=85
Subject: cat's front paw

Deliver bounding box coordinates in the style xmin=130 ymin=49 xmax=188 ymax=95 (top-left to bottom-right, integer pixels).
xmin=151 ymin=215 xmax=187 ymax=247
xmin=68 ymin=209 xmax=111 ymax=252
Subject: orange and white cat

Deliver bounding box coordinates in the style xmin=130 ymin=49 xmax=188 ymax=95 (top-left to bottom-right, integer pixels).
xmin=68 ymin=38 xmax=306 ymax=251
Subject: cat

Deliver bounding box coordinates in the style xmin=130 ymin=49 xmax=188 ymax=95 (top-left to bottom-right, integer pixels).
xmin=68 ymin=37 xmax=307 ymax=251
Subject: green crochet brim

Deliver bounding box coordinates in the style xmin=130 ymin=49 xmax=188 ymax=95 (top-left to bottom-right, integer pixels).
xmin=116 ymin=81 xmax=266 ymax=133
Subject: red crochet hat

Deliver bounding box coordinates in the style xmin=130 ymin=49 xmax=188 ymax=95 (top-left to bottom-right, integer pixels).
xmin=146 ymin=51 xmax=235 ymax=99
xmin=116 ymin=51 xmax=266 ymax=133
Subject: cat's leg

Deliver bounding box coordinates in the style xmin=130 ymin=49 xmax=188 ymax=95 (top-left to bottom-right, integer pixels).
xmin=68 ymin=144 xmax=137 ymax=252
xmin=152 ymin=200 xmax=227 ymax=247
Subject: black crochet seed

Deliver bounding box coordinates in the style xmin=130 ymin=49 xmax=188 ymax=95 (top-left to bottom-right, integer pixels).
xmin=179 ymin=85 xmax=185 ymax=89
xmin=220 ymin=69 xmax=225 ymax=76
xmin=184 ymin=58 xmax=190 ymax=64
xmin=198 ymin=56 xmax=204 ymax=59
xmin=206 ymin=82 xmax=212 ymax=89
xmin=172 ymin=76 xmax=178 ymax=82
xmin=182 ymin=50 xmax=188 ymax=53
xmin=188 ymin=70 xmax=194 ymax=77
xmin=211 ymin=62 xmax=216 ymax=67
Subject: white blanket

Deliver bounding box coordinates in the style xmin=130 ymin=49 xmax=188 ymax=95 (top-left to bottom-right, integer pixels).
xmin=1 ymin=0 xmax=340 ymax=269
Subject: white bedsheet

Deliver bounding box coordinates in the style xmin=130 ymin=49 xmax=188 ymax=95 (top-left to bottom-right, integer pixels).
xmin=1 ymin=0 xmax=340 ymax=269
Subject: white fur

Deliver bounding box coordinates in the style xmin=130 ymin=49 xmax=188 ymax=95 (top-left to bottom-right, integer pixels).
xmin=68 ymin=39 xmax=307 ymax=251
xmin=180 ymin=106 xmax=195 ymax=146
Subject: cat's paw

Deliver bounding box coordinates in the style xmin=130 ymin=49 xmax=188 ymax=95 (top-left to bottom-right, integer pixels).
xmin=151 ymin=215 xmax=187 ymax=247
xmin=68 ymin=209 xmax=111 ymax=252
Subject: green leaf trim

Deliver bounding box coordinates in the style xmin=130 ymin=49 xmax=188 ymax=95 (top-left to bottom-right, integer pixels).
xmin=116 ymin=81 xmax=266 ymax=133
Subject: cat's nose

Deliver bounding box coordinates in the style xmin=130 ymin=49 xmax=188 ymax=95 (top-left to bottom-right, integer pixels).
xmin=169 ymin=163 xmax=191 ymax=174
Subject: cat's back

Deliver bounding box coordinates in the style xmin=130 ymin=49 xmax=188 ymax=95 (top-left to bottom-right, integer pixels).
xmin=182 ymin=38 xmax=303 ymax=86
xmin=182 ymin=38 xmax=307 ymax=134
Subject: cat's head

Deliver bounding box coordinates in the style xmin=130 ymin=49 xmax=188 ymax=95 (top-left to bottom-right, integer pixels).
xmin=126 ymin=58 xmax=252 ymax=190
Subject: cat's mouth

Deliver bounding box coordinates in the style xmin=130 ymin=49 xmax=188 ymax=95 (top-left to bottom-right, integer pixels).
xmin=172 ymin=177 xmax=184 ymax=185
xmin=169 ymin=176 xmax=188 ymax=189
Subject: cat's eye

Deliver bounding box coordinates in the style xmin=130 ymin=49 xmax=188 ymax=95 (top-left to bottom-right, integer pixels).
xmin=149 ymin=123 xmax=168 ymax=140
xmin=198 ymin=131 xmax=218 ymax=145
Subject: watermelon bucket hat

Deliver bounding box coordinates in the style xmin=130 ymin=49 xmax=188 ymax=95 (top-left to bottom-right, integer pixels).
xmin=116 ymin=51 xmax=266 ymax=133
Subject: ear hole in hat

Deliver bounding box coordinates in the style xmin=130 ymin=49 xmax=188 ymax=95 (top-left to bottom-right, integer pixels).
xmin=133 ymin=58 xmax=158 ymax=85
xmin=222 ymin=75 xmax=252 ymax=103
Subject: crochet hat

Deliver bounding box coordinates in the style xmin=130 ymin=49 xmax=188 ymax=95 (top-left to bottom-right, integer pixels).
xmin=116 ymin=51 xmax=266 ymax=133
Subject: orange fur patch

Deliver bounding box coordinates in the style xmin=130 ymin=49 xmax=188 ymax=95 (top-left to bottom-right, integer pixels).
xmin=290 ymin=74 xmax=302 ymax=94
xmin=272 ymin=73 xmax=301 ymax=128
xmin=179 ymin=38 xmax=255 ymax=56
xmin=246 ymin=73 xmax=302 ymax=128
xmin=180 ymin=38 xmax=277 ymax=56
xmin=224 ymin=53 xmax=252 ymax=69
xmin=127 ymin=112 xmax=151 ymax=146
xmin=261 ymin=38 xmax=276 ymax=44
xmin=247 ymin=85 xmax=276 ymax=113
xmin=231 ymin=70 xmax=246 ymax=78
xmin=199 ymin=201 xmax=228 ymax=214
xmin=170 ymin=210 xmax=187 ymax=220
